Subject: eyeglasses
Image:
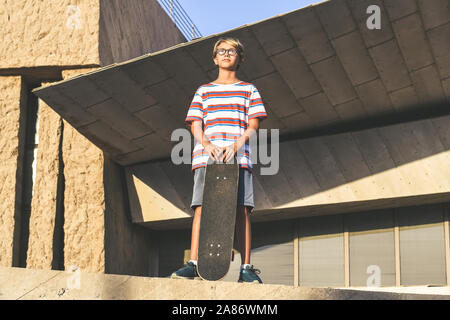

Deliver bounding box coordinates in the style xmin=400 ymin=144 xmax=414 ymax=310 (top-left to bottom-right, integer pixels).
xmin=216 ymin=48 xmax=238 ymax=56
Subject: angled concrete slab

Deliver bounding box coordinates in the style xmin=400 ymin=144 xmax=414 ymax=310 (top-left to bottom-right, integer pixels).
xmin=383 ymin=0 xmax=418 ymax=21
xmin=392 ymin=13 xmax=434 ymax=72
xmin=270 ymin=47 xmax=321 ymax=99
xmin=310 ymin=56 xmax=357 ymax=105
xmin=355 ymin=78 xmax=394 ymax=115
xmin=347 ymin=0 xmax=394 ymax=48
xmin=334 ymin=99 xmax=368 ymax=121
xmin=228 ymin=27 xmax=276 ymax=80
xmin=89 ymin=67 xmax=157 ymax=112
xmin=411 ymin=64 xmax=446 ymax=103
xmin=251 ymin=17 xmax=296 ymax=57
xmin=298 ymin=92 xmax=340 ymax=125
xmin=86 ymin=98 xmax=153 ymax=140
xmin=253 ymin=72 xmax=303 ymax=118
xmin=369 ymin=39 xmax=412 ymax=92
xmin=151 ymin=47 xmax=207 ymax=95
xmin=315 ymin=0 xmax=356 ymax=40
xmin=31 ymin=0 xmax=449 ymax=167
xmin=331 ymin=31 xmax=378 ymax=86
xmin=389 ymin=86 xmax=420 ymax=111
xmin=417 ymin=0 xmax=450 ymax=30
xmin=427 ymin=23 xmax=450 ymax=79
xmin=281 ymin=6 xmax=334 ymax=64
xmin=443 ymin=78 xmax=450 ymax=102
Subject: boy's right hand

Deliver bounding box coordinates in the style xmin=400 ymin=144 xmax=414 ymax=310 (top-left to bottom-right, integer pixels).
xmin=205 ymin=143 xmax=223 ymax=162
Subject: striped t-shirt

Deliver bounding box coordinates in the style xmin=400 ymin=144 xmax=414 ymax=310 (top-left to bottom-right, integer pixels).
xmin=185 ymin=81 xmax=268 ymax=173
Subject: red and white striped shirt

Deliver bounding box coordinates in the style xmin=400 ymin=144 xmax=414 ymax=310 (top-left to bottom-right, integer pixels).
xmin=185 ymin=81 xmax=267 ymax=173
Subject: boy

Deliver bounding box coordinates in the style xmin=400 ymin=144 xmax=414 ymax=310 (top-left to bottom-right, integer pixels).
xmin=171 ymin=37 xmax=267 ymax=283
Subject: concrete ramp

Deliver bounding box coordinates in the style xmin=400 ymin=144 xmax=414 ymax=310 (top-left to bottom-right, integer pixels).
xmin=0 ymin=267 xmax=449 ymax=300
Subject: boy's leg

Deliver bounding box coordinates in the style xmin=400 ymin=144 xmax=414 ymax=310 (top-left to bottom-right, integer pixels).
xmin=170 ymin=206 xmax=201 ymax=279
xmin=236 ymin=205 xmax=263 ymax=283
xmin=190 ymin=205 xmax=202 ymax=261
xmin=235 ymin=205 xmax=251 ymax=264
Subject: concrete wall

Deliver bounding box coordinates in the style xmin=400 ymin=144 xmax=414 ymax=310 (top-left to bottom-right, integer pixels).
xmin=99 ymin=0 xmax=186 ymax=66
xmin=125 ymin=114 xmax=450 ymax=227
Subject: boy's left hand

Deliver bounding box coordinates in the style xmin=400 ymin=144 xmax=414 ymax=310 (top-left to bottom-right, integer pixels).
xmin=222 ymin=144 xmax=236 ymax=163
xmin=222 ymin=141 xmax=244 ymax=162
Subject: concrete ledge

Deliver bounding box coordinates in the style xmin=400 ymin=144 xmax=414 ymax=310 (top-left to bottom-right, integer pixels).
xmin=0 ymin=267 xmax=449 ymax=300
xmin=339 ymin=286 xmax=450 ymax=296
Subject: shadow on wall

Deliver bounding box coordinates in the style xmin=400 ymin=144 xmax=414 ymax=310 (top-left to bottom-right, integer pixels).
xmin=121 ymin=100 xmax=450 ymax=221
xmin=103 ymin=155 xmax=158 ymax=278
xmin=124 ymin=159 xmax=194 ymax=224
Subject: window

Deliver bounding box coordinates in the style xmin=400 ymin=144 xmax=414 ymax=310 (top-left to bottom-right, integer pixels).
xmin=299 ymin=215 xmax=344 ymax=287
xmin=347 ymin=210 xmax=396 ymax=287
xmin=398 ymin=204 xmax=446 ymax=285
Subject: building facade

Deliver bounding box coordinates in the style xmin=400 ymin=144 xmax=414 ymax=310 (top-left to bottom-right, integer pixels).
xmin=2 ymin=0 xmax=450 ymax=288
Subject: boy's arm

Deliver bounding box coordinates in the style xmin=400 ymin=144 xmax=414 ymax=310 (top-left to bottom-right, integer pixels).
xmin=234 ymin=118 xmax=259 ymax=151
xmin=191 ymin=120 xmax=209 ymax=148
xmin=223 ymin=118 xmax=259 ymax=162
xmin=191 ymin=120 xmax=223 ymax=161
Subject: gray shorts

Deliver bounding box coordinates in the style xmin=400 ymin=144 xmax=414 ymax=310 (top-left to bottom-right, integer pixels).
xmin=191 ymin=166 xmax=254 ymax=213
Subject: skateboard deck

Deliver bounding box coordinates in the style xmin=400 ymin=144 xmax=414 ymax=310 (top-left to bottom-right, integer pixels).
xmin=197 ymin=157 xmax=239 ymax=281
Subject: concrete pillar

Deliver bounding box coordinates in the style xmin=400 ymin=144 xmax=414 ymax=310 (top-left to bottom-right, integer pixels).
xmin=26 ymin=92 xmax=63 ymax=270
xmin=0 ymin=76 xmax=27 ymax=267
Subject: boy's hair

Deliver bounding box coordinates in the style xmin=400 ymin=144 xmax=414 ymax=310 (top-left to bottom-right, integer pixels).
xmin=212 ymin=37 xmax=245 ymax=70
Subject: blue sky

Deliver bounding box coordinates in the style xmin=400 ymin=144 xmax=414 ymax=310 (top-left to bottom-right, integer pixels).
xmin=176 ymin=0 xmax=320 ymax=37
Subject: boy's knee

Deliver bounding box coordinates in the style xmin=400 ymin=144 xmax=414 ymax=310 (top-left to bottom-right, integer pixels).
xmin=236 ymin=205 xmax=248 ymax=215
xmin=193 ymin=205 xmax=202 ymax=214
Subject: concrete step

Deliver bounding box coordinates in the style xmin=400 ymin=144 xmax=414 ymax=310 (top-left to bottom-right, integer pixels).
xmin=0 ymin=266 xmax=449 ymax=300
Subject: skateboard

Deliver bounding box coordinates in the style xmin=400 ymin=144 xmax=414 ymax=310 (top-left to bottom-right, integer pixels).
xmin=197 ymin=156 xmax=239 ymax=281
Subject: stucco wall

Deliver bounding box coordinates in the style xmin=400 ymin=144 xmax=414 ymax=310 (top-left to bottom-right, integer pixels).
xmin=25 ymin=68 xmax=156 ymax=275
xmin=0 ymin=0 xmax=187 ymax=68
xmin=0 ymin=76 xmax=26 ymax=267
xmin=0 ymin=0 xmax=101 ymax=68
xmin=26 ymin=96 xmax=63 ymax=269
xmin=1 ymin=0 xmax=187 ymax=276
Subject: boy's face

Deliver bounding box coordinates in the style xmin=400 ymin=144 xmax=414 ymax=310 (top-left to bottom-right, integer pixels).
xmin=213 ymin=42 xmax=241 ymax=71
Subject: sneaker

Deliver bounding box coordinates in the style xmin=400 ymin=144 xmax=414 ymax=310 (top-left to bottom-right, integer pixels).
xmin=238 ymin=265 xmax=263 ymax=284
xmin=170 ymin=261 xmax=200 ymax=280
